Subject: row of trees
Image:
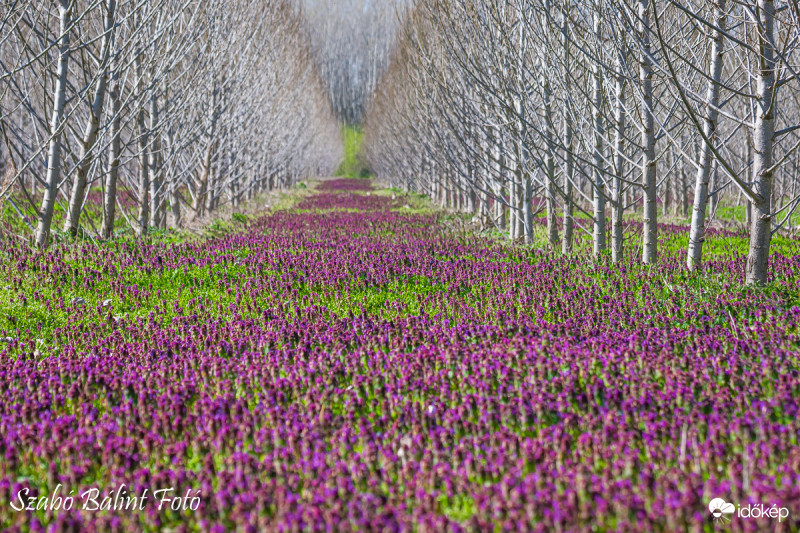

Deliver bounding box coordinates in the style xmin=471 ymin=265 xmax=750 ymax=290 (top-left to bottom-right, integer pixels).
xmin=1 ymin=0 xmax=342 ymax=246
xmin=302 ymin=0 xmax=406 ymax=124
xmin=362 ymin=0 xmax=800 ymax=284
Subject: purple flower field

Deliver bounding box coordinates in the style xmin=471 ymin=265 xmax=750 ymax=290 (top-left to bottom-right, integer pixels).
xmin=0 ymin=179 xmax=799 ymax=532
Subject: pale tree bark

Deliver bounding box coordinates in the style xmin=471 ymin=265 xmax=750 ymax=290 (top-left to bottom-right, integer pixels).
xmin=746 ymin=138 xmax=753 ymax=228
xmin=687 ymin=0 xmax=726 ymax=271
xmin=512 ymin=142 xmax=523 ymax=241
xmin=541 ymin=0 xmax=558 ymax=248
xmin=196 ymin=85 xmax=218 ymax=217
xmin=135 ymin=56 xmax=150 ymax=235
xmin=592 ymin=8 xmax=606 ymax=256
xmin=162 ymin=79 xmax=180 ymax=227
xmin=746 ymin=0 xmax=776 ymax=285
xmin=35 ymin=0 xmax=73 ymax=248
xmin=668 ymin=148 xmax=677 ymax=217
xmin=513 ymin=94 xmax=534 ymax=243
xmin=64 ymin=0 xmax=117 ymax=238
xmin=102 ymin=59 xmax=122 ymax=240
xmin=561 ymin=10 xmax=574 ymax=254
xmin=148 ymin=84 xmax=162 ymax=228
xmin=639 ymin=0 xmax=657 ymax=264
xmin=491 ymin=138 xmax=506 ymax=232
xmin=612 ymin=44 xmax=626 ymax=263
xmin=680 ymin=163 xmax=688 ymax=218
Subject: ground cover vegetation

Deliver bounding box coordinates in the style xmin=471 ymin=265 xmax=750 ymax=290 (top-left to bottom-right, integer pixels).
xmin=0 ymin=179 xmax=797 ymax=531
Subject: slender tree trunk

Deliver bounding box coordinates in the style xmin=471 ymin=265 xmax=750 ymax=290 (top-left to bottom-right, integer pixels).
xmin=136 ymin=118 xmax=150 ymax=234
xmin=681 ymin=139 xmax=689 ymax=218
xmin=790 ymin=161 xmax=798 ymax=230
xmin=746 ymin=0 xmax=776 ymax=284
xmin=540 ymin=4 xmax=559 ymax=248
xmin=197 ymin=86 xmax=217 ymax=216
xmin=508 ymin=136 xmax=519 ymax=241
xmin=35 ymin=0 xmax=73 ymax=248
xmin=512 ymin=93 xmax=533 ymax=242
xmin=207 ymin=145 xmax=219 ymax=212
xmin=709 ymin=161 xmax=718 ymax=214
xmin=562 ymin=11 xmax=574 ymax=254
xmin=592 ymin=9 xmax=606 ymax=255
xmin=514 ymin=164 xmax=524 ymax=241
xmin=514 ymin=142 xmax=533 ymax=243
xmin=670 ymin=150 xmax=678 ymax=217
xmin=664 ymin=165 xmax=672 ymax=217
xmin=469 ymin=188 xmax=477 ymax=214
xmin=491 ymin=139 xmax=506 ymax=232
xmin=612 ymin=46 xmax=626 ymax=263
xmin=163 ymin=81 xmax=180 ymax=228
xmin=64 ymin=0 xmax=116 ymax=237
xmin=102 ymin=59 xmax=122 ymax=240
xmin=524 ymin=171 xmax=533 ymax=243
xmin=170 ymin=175 xmax=181 ymax=227
xmin=543 ymin=83 xmax=558 ymax=248
xmin=480 ymin=137 xmax=490 ymax=227
xmin=134 ymin=54 xmax=149 ymax=235
xmin=149 ymin=85 xmax=162 ymax=229
xmin=640 ymin=0 xmax=658 ymax=263
xmin=687 ymin=0 xmax=726 ymax=270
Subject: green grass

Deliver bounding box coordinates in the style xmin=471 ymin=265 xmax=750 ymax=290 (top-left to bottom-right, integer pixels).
xmin=715 ymin=203 xmax=800 ymax=226
xmin=337 ymin=125 xmax=370 ymax=178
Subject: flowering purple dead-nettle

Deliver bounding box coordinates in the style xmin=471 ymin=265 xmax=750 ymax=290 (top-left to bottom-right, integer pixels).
xmin=0 ymin=180 xmax=798 ymax=531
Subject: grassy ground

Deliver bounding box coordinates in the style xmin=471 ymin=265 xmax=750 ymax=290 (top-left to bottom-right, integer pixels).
xmin=336 ymin=126 xmax=370 ymax=178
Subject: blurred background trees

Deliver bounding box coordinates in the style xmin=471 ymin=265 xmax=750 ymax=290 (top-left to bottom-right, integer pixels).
xmin=302 ymin=0 xmax=407 ymax=125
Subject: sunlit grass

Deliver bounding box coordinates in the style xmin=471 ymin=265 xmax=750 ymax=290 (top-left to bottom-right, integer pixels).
xmin=337 ymin=125 xmax=370 ymax=178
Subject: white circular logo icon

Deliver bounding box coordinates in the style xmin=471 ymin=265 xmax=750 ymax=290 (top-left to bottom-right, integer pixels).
xmin=709 ymin=498 xmax=735 ymax=524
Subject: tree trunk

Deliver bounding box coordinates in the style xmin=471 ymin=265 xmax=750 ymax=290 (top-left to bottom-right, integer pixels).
xmin=35 ymin=1 xmax=73 ymax=248
xmin=164 ymin=82 xmax=180 ymax=228
xmin=709 ymin=161 xmax=718 ymax=214
xmin=640 ymin=0 xmax=658 ymax=264
xmin=562 ymin=10 xmax=574 ymax=254
xmin=746 ymin=0 xmax=776 ymax=285
xmin=196 ymin=87 xmax=218 ymax=216
xmin=134 ymin=54 xmax=149 ymax=235
xmin=670 ymin=150 xmax=678 ymax=217
xmin=612 ymin=46 xmax=626 ymax=263
xmin=149 ymin=86 xmax=162 ymax=229
xmin=687 ymin=0 xmax=726 ymax=270
xmin=514 ymin=166 xmax=524 ymax=241
xmin=664 ymin=165 xmax=672 ymax=217
xmin=592 ymin=9 xmax=606 ymax=256
xmin=540 ymin=6 xmax=559 ymax=248
xmin=64 ymin=0 xmax=116 ymax=237
xmin=102 ymin=59 xmax=122 ymax=240
xmin=681 ymin=146 xmax=689 ymax=218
